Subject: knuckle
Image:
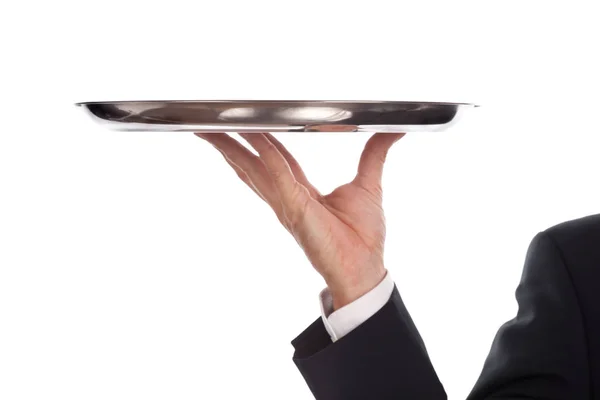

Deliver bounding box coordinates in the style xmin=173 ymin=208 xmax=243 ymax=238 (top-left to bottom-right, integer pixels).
xmin=263 ymin=141 xmax=278 ymax=158
xmin=270 ymin=168 xmax=284 ymax=182
xmin=371 ymin=184 xmax=384 ymax=198
xmin=283 ymin=187 xmax=309 ymax=231
xmin=288 ymin=185 xmax=308 ymax=208
xmin=234 ymin=169 xmax=247 ymax=181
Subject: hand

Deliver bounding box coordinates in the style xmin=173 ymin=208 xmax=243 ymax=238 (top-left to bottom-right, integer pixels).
xmin=195 ymin=131 xmax=405 ymax=310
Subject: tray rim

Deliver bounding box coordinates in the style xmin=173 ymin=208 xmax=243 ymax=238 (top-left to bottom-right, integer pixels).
xmin=75 ymin=99 xmax=479 ymax=107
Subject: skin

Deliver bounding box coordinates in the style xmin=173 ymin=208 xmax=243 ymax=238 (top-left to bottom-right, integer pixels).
xmin=195 ymin=131 xmax=405 ymax=310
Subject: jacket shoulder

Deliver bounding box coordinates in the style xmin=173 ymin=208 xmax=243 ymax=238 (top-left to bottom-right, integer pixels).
xmin=543 ymin=213 xmax=600 ymax=254
xmin=544 ymin=213 xmax=600 ymax=237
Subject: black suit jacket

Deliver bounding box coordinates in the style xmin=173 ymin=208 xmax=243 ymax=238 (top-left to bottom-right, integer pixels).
xmin=291 ymin=214 xmax=600 ymax=399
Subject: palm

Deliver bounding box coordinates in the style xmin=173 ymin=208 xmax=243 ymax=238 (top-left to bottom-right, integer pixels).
xmin=293 ymin=182 xmax=386 ymax=284
xmin=195 ymin=131 xmax=404 ymax=308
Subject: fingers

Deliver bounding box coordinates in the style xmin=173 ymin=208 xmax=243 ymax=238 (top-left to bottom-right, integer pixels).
xmin=262 ymin=133 xmax=321 ymax=198
xmin=238 ymin=133 xmax=300 ymax=204
xmin=353 ymin=132 xmax=406 ymax=192
xmin=194 ymin=132 xmax=278 ymax=203
xmin=216 ymin=148 xmax=268 ymax=203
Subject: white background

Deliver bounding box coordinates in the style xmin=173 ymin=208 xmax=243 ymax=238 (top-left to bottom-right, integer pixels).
xmin=1 ymin=1 xmax=599 ymax=399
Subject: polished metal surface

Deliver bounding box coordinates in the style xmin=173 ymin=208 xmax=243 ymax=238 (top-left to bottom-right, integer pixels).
xmin=76 ymin=100 xmax=477 ymax=132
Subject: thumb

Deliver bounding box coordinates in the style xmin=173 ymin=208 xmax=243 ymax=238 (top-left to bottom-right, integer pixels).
xmin=353 ymin=132 xmax=405 ymax=192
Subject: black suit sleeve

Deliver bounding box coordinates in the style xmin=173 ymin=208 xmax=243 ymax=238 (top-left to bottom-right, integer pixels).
xmin=291 ymin=231 xmax=589 ymax=399
xmin=291 ymin=286 xmax=446 ymax=399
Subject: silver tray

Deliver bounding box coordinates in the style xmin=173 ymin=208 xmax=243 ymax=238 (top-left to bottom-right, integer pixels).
xmin=76 ymin=100 xmax=477 ymax=132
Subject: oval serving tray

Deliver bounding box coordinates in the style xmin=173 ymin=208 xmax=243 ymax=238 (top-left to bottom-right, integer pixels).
xmin=76 ymin=100 xmax=477 ymax=132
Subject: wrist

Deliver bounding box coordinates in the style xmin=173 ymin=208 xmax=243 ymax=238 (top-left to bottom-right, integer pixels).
xmin=326 ymin=267 xmax=386 ymax=310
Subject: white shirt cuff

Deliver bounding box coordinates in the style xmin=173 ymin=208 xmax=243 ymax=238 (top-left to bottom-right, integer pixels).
xmin=319 ymin=271 xmax=395 ymax=342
